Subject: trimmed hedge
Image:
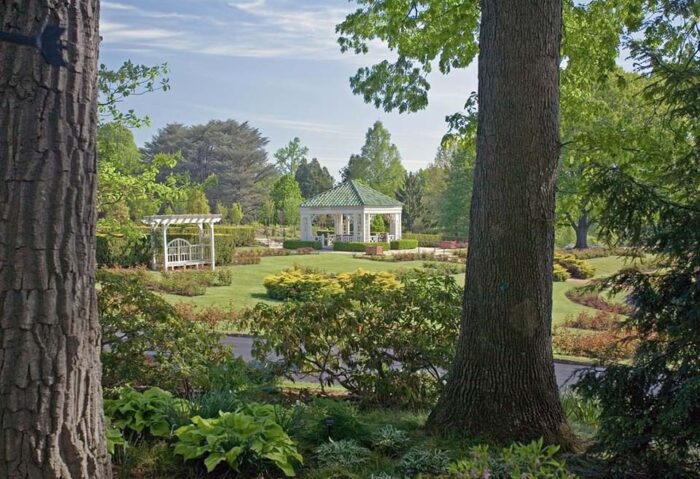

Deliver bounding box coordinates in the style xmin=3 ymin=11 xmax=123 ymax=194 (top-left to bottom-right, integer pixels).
xmin=402 ymin=233 xmax=442 ymax=247
xmin=283 ymin=240 xmax=322 ymax=250
xmin=96 ymin=234 xmax=150 ymax=267
xmin=333 ymin=242 xmax=390 ymax=252
xmin=390 ymin=239 xmax=419 ymax=250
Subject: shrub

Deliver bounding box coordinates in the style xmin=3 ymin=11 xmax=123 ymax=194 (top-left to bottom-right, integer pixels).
xmin=553 ymin=263 xmax=571 ymax=282
xmin=157 ymin=269 xmax=233 ymax=296
xmin=96 ymin=233 xmax=151 ymax=267
xmin=565 ymin=286 xmax=634 ymax=315
xmin=554 ymin=252 xmax=596 ymax=279
xmin=246 ymin=273 xmax=461 ymax=407
xmin=553 ymin=327 xmax=637 ymax=360
xmin=422 ymin=261 xmax=466 ymax=275
xmin=104 ymin=387 xmax=189 ymax=438
xmin=283 ymin=239 xmax=322 ymax=250
xmin=398 ymin=448 xmax=450 ymax=476
xmin=562 ymin=310 xmax=618 ymax=331
xmin=264 ymin=267 xmax=341 ymax=301
xmin=402 ymin=232 xmax=442 ymax=247
xmin=263 ymin=268 xmax=402 ymax=302
xmin=98 ymin=271 xmax=224 ymax=391
xmin=315 ymin=439 xmax=371 ymax=468
xmin=561 ymin=247 xmax=643 ymax=259
xmin=174 ymin=408 xmax=303 ymax=476
xmin=389 ymin=239 xmax=419 ymax=250
xmin=294 ymin=398 xmax=369 ymax=445
xmin=370 ymin=425 xmax=409 ymax=456
xmin=333 ymin=241 xmax=389 ymax=252
xmin=173 ymin=303 xmax=241 ymax=330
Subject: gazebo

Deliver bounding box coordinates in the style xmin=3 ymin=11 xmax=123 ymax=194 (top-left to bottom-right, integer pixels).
xmin=142 ymin=214 xmax=222 ymax=270
xmin=300 ymin=180 xmax=403 ymax=248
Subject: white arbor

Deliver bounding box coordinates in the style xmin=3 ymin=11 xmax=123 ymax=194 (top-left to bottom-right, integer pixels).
xmin=300 ymin=181 xmax=403 ymax=247
xmin=143 ymin=214 xmax=222 ymax=270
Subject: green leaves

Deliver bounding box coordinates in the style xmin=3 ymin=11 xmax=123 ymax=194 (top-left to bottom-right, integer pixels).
xmin=98 ymin=61 xmax=169 ymax=128
xmin=173 ymin=406 xmax=303 ymax=476
xmin=104 ymin=387 xmax=189 ymax=439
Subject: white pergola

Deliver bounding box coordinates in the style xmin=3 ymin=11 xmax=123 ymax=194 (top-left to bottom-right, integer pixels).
xmin=300 ymin=181 xmax=403 ymax=247
xmin=142 ymin=214 xmax=222 ymax=270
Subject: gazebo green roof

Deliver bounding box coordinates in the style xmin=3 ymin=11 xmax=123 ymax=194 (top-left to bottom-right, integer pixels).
xmin=301 ymin=180 xmax=402 ymax=208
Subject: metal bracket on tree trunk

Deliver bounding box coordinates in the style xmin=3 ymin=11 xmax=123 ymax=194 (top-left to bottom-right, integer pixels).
xmin=0 ymin=20 xmax=66 ymax=67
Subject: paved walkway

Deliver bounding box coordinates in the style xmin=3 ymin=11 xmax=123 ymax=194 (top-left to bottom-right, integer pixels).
xmin=222 ymin=335 xmax=596 ymax=390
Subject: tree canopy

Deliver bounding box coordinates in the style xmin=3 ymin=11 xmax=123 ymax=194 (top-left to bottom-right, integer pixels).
xmin=274 ymin=137 xmax=309 ymax=176
xmin=295 ymin=158 xmax=335 ymax=199
xmin=144 ymin=120 xmax=276 ymax=220
xmin=341 ymin=121 xmax=406 ymax=197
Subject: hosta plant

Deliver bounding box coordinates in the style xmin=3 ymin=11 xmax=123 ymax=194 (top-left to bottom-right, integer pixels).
xmin=104 ymin=386 xmax=189 ymax=438
xmin=315 ymin=439 xmax=371 ymax=468
xmin=173 ymin=409 xmax=303 ymax=476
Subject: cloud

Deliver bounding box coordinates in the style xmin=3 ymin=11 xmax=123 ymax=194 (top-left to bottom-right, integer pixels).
xmin=100 ymin=0 xmax=389 ymax=63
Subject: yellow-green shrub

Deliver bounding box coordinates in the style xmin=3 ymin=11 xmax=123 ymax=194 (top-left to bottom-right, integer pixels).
xmin=554 ymin=252 xmax=595 ymax=279
xmin=263 ymin=268 xmax=401 ymax=301
xmin=553 ymin=263 xmax=571 ymax=282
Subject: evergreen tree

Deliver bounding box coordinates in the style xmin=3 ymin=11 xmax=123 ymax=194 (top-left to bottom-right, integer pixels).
xmin=341 ymin=121 xmax=406 ymax=196
xmin=295 ymin=158 xmax=334 ymax=198
xmin=144 ymin=120 xmax=276 ymax=219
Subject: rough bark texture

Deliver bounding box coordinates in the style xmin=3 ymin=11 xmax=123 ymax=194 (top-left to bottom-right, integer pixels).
xmin=573 ymin=211 xmax=590 ymax=249
xmin=0 ymin=1 xmax=110 ymax=477
xmin=427 ymin=0 xmax=575 ymax=448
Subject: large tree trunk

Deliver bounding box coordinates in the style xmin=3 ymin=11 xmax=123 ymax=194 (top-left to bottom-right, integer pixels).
xmin=427 ymin=0 xmax=575 ymax=448
xmin=0 ymin=1 xmax=110 ymax=477
xmin=573 ymin=211 xmax=590 ymax=249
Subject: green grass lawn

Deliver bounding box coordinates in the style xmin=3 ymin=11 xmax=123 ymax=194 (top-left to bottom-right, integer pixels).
xmin=160 ymin=253 xmax=427 ymax=309
xmin=161 ymin=253 xmax=636 ymax=330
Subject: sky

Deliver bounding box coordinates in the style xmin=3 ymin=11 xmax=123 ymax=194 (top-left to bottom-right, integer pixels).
xmin=99 ymin=0 xmax=478 ymax=178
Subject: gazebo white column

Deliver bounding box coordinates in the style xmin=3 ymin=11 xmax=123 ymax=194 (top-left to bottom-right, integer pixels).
xmin=301 ymin=213 xmax=313 ymax=241
xmin=389 ymin=212 xmax=402 ymax=240
xmin=209 ymin=222 xmax=216 ymax=270
xmin=162 ymin=225 xmax=169 ymax=270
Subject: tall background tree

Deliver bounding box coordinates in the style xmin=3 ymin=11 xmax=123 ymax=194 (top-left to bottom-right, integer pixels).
xmin=395 ymin=172 xmax=425 ymax=231
xmin=0 ymin=1 xmax=111 ymax=476
xmin=144 ymin=120 xmax=276 ymax=220
xmin=295 ymin=157 xmax=334 ymax=199
xmin=270 ymin=175 xmax=303 ymax=232
xmin=341 ymin=121 xmax=406 ymax=196
xmin=274 ymin=137 xmax=309 ymax=176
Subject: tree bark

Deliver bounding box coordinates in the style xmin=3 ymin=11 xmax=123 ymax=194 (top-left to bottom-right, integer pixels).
xmin=427 ymin=0 xmax=575 ymax=448
xmin=0 ymin=1 xmax=110 ymax=477
xmin=573 ymin=211 xmax=590 ymax=249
